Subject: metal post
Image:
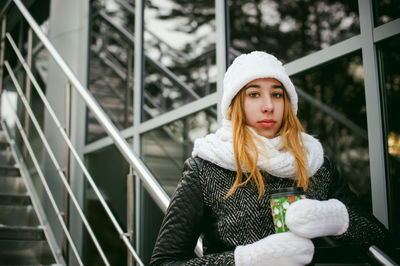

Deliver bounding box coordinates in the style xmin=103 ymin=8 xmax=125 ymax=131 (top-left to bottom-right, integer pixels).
xmin=127 ymin=166 xmax=135 ymax=266
xmin=62 ymin=81 xmax=71 ymax=264
xmin=133 ymin=0 xmax=145 ymax=255
xmin=125 ymin=46 xmax=133 ymax=127
xmin=358 ymin=0 xmax=388 ymax=227
xmin=215 ymin=0 xmax=229 ymax=125
xmin=23 ymin=28 xmax=33 ymax=159
xmin=0 ymin=15 xmax=7 ymax=117
xmin=205 ymin=56 xmax=211 ymax=95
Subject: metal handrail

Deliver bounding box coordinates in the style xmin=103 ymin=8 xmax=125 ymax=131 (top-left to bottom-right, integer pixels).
xmin=368 ymin=245 xmax=399 ymax=266
xmin=12 ymin=0 xmax=170 ymax=210
xmin=2 ymin=85 xmax=85 ymax=266
xmin=0 ymin=0 xmax=170 ymax=264
xmin=5 ymin=33 xmax=118 ymax=265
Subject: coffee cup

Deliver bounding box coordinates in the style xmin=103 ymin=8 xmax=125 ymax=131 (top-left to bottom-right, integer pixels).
xmin=270 ymin=187 xmax=306 ymax=233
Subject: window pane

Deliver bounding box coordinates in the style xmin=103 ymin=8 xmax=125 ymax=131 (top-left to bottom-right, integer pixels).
xmin=84 ymin=143 xmax=131 ymax=265
xmin=229 ymin=0 xmax=360 ymax=63
xmin=87 ymin=0 xmax=135 ymax=143
xmin=141 ymin=107 xmax=218 ymax=196
xmin=143 ymin=1 xmax=217 ymax=121
xmin=379 ymin=35 xmax=400 ymax=240
xmin=292 ymin=52 xmax=371 ymax=206
xmin=374 ymin=0 xmax=400 ymax=26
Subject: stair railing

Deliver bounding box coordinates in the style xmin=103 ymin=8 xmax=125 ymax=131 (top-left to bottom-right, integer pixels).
xmin=3 ymin=17 xmax=142 ymax=266
xmin=0 ymin=0 xmax=171 ymax=265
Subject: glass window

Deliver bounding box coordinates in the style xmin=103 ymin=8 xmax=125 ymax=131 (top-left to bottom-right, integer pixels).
xmin=292 ymin=52 xmax=372 ymax=206
xmin=141 ymin=106 xmax=218 ymax=196
xmin=374 ymin=0 xmax=400 ymax=26
xmin=143 ymin=1 xmax=217 ymax=121
xmin=378 ymin=35 xmax=400 ymax=240
xmin=140 ymin=107 xmax=217 ymax=264
xmin=87 ymin=0 xmax=135 ymax=143
xmin=84 ymin=143 xmax=131 ymax=265
xmin=228 ymin=0 xmax=360 ymax=63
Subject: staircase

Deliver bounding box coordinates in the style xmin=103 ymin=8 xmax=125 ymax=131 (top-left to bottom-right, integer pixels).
xmin=0 ymin=123 xmax=59 ymax=265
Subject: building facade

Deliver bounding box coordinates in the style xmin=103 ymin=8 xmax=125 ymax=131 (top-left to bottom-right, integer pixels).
xmin=1 ymin=0 xmax=399 ymax=265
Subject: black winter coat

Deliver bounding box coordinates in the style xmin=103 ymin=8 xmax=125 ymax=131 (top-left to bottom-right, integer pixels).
xmin=150 ymin=156 xmax=389 ymax=265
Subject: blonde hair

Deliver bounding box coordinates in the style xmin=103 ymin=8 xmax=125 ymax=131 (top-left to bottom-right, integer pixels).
xmin=226 ymin=88 xmax=309 ymax=198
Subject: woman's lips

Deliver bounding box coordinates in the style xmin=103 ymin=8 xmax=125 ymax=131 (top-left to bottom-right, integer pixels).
xmin=258 ymin=119 xmax=275 ymax=127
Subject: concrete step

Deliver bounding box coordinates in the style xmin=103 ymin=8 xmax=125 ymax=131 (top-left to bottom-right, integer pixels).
xmin=0 ymin=165 xmax=20 ymax=177
xmin=0 ymin=176 xmax=27 ymax=194
xmin=0 ymin=205 xmax=40 ymax=227
xmin=0 ymin=141 xmax=9 ymax=150
xmin=0 ymin=225 xmax=45 ymax=241
xmin=0 ymin=193 xmax=31 ymax=206
xmin=0 ymin=238 xmax=56 ymax=265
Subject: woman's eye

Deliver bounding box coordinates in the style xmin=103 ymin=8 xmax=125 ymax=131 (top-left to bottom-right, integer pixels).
xmin=249 ymin=92 xmax=259 ymax=98
xmin=272 ymin=93 xmax=283 ymax=98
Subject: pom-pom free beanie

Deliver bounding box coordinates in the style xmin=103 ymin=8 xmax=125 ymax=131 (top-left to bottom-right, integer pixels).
xmin=222 ymin=51 xmax=297 ymax=118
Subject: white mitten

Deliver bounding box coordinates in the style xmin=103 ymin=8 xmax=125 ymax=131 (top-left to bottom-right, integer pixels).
xmin=234 ymin=232 xmax=314 ymax=266
xmin=286 ymin=198 xmax=349 ymax=239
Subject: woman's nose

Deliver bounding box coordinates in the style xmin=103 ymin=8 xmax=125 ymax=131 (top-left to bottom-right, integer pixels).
xmin=262 ymin=97 xmax=273 ymax=113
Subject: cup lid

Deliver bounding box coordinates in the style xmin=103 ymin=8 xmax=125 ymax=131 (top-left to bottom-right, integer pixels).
xmin=270 ymin=187 xmax=304 ymax=197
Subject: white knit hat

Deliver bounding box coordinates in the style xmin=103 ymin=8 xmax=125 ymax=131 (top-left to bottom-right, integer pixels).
xmin=221 ymin=51 xmax=298 ymax=118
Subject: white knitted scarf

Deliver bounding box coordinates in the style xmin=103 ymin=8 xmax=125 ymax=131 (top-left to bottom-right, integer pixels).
xmin=192 ymin=119 xmax=324 ymax=179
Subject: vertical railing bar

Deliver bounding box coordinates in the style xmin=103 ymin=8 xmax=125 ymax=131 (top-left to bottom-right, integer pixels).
xmin=62 ymin=81 xmax=71 ymax=264
xmin=125 ymin=46 xmax=133 ymax=127
xmin=2 ymin=86 xmax=84 ymax=266
xmin=133 ymin=0 xmax=144 ymax=256
xmin=15 ymin=0 xmax=170 ymax=213
xmin=6 ymin=32 xmax=143 ymax=265
xmin=4 ymin=61 xmax=111 ymax=266
xmin=0 ymin=15 xmax=7 ymax=117
xmin=205 ymin=56 xmax=211 ymax=95
xmin=23 ymin=27 xmax=32 ymax=159
xmin=127 ymin=166 xmax=134 ymax=266
xmin=0 ymin=0 xmax=12 ymax=19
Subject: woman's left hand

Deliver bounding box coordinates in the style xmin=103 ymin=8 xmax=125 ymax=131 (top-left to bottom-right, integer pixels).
xmin=286 ymin=198 xmax=349 ymax=239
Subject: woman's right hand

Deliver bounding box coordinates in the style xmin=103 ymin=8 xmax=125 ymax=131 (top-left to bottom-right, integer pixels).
xmin=234 ymin=232 xmax=314 ymax=266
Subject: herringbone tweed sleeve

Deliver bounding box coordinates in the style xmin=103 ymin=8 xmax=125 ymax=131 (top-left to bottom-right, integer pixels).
xmin=150 ymin=157 xmax=235 ymax=266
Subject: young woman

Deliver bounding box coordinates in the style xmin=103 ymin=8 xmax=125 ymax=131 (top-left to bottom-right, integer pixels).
xmin=150 ymin=51 xmax=389 ymax=265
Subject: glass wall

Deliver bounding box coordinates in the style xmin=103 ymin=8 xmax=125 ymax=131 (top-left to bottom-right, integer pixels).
xmin=378 ymin=35 xmax=400 ymax=240
xmin=87 ymin=0 xmax=135 ymax=143
xmin=293 ymin=52 xmax=371 ymax=204
xmin=228 ymin=0 xmax=359 ymax=63
xmin=141 ymin=106 xmax=218 ymax=195
xmin=373 ymin=0 xmax=400 ymax=26
xmin=139 ymin=107 xmax=217 ymax=264
xmin=143 ymin=0 xmax=217 ymax=121
xmin=84 ymin=144 xmax=130 ymax=265
xmin=76 ymin=0 xmax=400 ymax=264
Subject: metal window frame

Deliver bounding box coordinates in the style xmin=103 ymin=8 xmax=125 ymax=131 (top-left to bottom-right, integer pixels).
xmin=83 ymin=0 xmax=400 ymax=229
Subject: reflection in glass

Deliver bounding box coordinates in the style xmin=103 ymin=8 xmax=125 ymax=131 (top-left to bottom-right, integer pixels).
xmin=87 ymin=0 xmax=135 ymax=143
xmin=292 ymin=52 xmax=371 ymax=205
xmin=373 ymin=0 xmax=400 ymax=26
xmin=84 ymin=143 xmax=131 ymax=265
xmin=379 ymin=36 xmax=400 ymax=240
xmin=143 ymin=1 xmax=217 ymax=121
xmin=141 ymin=106 xmax=218 ymax=196
xmin=228 ymin=0 xmax=360 ymax=63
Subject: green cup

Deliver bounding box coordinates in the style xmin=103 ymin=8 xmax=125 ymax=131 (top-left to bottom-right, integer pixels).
xmin=270 ymin=187 xmax=306 ymax=233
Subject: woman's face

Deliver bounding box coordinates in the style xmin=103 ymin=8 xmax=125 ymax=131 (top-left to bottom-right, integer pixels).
xmin=243 ymin=78 xmax=285 ymax=139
